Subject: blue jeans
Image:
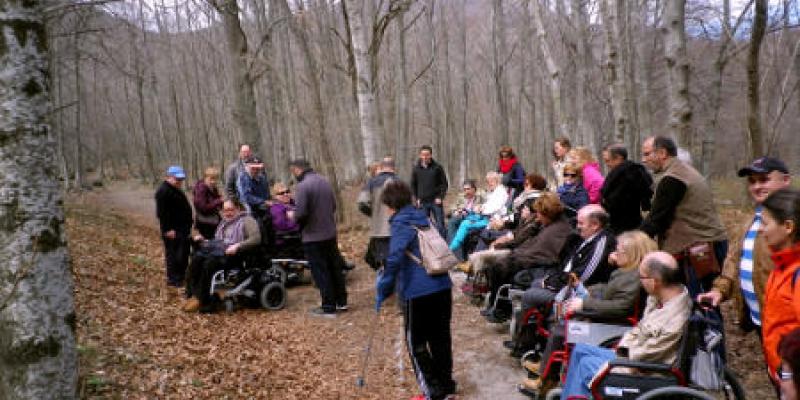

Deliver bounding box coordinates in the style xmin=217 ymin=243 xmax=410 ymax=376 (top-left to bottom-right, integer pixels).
xmin=448 ymin=214 xmax=488 ymax=252
xmin=561 ymin=343 xmax=616 ymax=399
xmin=421 ymin=201 xmax=446 ymax=237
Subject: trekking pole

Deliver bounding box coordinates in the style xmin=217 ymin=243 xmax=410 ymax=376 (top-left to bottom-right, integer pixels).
xmin=355 ymin=309 xmax=381 ymax=388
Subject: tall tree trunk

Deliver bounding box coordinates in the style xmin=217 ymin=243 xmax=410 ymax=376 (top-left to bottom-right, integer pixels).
xmin=344 ymin=0 xmax=384 ymax=166
xmin=458 ymin=0 xmax=469 ymax=183
xmin=396 ymin=9 xmax=410 ymax=176
xmin=492 ymin=0 xmax=510 ymax=146
xmin=532 ymin=0 xmax=566 ymax=137
xmin=73 ymin=29 xmax=83 ymax=188
xmin=600 ymin=0 xmax=629 ymax=145
xmin=0 ymin=2 xmax=77 ymax=397
xmin=661 ymin=0 xmax=692 ymax=147
xmin=217 ymin=0 xmax=262 ymax=155
xmin=746 ymin=0 xmax=767 ymax=159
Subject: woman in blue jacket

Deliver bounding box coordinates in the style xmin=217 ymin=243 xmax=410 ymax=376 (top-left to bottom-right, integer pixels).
xmin=376 ymin=180 xmax=455 ymax=400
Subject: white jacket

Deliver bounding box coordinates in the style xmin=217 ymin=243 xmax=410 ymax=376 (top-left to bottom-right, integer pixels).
xmin=480 ymin=185 xmax=509 ymax=218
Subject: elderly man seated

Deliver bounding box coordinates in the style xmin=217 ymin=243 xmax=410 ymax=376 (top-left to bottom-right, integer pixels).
xmin=183 ymin=198 xmax=261 ymax=313
xmin=559 ymin=251 xmax=692 ymax=399
xmin=519 ymin=205 xmax=616 ymax=314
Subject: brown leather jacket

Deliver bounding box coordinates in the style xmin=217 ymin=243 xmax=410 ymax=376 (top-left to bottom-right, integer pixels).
xmin=712 ymin=213 xmax=774 ymax=325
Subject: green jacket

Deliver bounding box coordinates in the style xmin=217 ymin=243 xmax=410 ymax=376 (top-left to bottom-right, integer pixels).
xmin=582 ymin=267 xmax=641 ymax=319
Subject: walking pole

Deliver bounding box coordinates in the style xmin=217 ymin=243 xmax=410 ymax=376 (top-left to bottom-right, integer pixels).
xmin=356 ymin=309 xmax=381 ymax=388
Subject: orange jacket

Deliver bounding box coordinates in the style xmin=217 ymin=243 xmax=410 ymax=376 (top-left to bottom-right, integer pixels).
xmin=762 ymin=243 xmax=800 ymax=377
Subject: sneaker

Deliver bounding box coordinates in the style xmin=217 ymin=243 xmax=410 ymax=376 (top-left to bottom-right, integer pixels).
xmin=336 ymin=304 xmax=349 ymax=312
xmin=181 ymin=297 xmax=200 ymax=312
xmin=309 ymin=306 xmax=337 ymax=318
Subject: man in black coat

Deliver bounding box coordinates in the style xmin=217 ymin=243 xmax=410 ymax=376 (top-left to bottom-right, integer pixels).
xmin=155 ymin=165 xmax=194 ymax=287
xmin=600 ymin=143 xmax=653 ymax=234
xmin=410 ymin=145 xmax=449 ymax=237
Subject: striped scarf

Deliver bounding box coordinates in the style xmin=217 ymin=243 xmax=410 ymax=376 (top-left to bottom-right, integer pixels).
xmin=739 ymin=208 xmax=762 ymax=326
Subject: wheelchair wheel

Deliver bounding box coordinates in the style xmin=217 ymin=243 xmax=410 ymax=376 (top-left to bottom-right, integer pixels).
xmin=635 ymin=386 xmax=716 ymax=400
xmin=260 ymin=281 xmax=286 ymax=310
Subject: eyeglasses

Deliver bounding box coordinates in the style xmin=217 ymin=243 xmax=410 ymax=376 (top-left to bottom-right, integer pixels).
xmin=639 ymin=274 xmax=654 ymax=281
xmin=563 ymin=173 xmax=577 ymax=178
xmin=222 ymin=208 xmax=237 ymax=212
xmin=276 ymin=190 xmax=290 ymax=195
xmin=778 ymin=365 xmax=794 ymax=381
xmin=642 ymin=151 xmax=652 ymax=157
xmin=462 ymin=187 xmax=474 ymax=191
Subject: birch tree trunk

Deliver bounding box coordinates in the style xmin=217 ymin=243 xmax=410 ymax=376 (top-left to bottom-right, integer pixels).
xmin=0 ymin=1 xmax=77 ymax=397
xmin=746 ymin=0 xmax=767 ymax=159
xmin=532 ymin=0 xmax=567 ymax=137
xmin=661 ymin=0 xmax=692 ymax=147
xmin=600 ymin=0 xmax=629 ymax=145
xmin=217 ymin=0 xmax=261 ymax=155
xmin=345 ymin=0 xmax=383 ymax=166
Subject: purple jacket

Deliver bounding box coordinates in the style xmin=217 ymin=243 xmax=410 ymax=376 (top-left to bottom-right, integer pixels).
xmin=581 ymin=162 xmax=605 ymax=204
xmin=270 ymin=202 xmax=300 ymax=235
xmin=192 ymin=180 xmax=223 ymax=215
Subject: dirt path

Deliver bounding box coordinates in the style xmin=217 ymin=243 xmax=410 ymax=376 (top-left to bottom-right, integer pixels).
xmin=72 ymin=182 xmax=527 ymax=399
xmin=72 ymin=182 xmax=773 ymax=399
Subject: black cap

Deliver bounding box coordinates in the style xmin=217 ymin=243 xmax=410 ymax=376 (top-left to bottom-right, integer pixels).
xmin=244 ymin=156 xmax=264 ymax=165
xmin=737 ymin=157 xmax=789 ymax=177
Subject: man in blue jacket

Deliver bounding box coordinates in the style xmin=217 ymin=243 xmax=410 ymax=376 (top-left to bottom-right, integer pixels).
xmin=376 ymin=180 xmax=455 ymax=400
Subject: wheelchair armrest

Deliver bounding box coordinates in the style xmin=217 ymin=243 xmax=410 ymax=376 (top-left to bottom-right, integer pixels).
xmin=569 ymin=311 xmax=636 ymax=325
xmin=606 ymin=358 xmax=675 ymax=373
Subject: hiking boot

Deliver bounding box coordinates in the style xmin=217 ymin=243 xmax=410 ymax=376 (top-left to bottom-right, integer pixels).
xmin=309 ymin=306 xmax=337 ymax=318
xmin=517 ymin=377 xmax=543 ymax=397
xmin=182 ymin=297 xmax=200 ymax=312
xmin=522 ymin=359 xmax=540 ymax=375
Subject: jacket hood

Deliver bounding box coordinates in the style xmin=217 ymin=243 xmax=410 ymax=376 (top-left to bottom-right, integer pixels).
xmin=390 ymin=205 xmax=430 ymax=227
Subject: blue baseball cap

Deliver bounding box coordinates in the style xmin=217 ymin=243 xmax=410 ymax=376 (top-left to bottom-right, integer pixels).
xmin=737 ymin=157 xmax=789 ymax=177
xmin=166 ymin=165 xmax=186 ymax=179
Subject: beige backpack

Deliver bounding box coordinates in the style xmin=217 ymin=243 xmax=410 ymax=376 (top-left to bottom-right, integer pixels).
xmin=405 ymin=223 xmax=459 ymax=275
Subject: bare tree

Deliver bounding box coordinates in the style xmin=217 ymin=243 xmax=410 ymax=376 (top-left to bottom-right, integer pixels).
xmin=746 ymin=0 xmax=768 ymax=158
xmin=661 ymin=0 xmax=692 ymax=147
xmin=0 ymin=1 xmax=77 ymax=397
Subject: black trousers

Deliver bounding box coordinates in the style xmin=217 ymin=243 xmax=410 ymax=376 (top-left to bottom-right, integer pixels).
xmin=405 ymin=289 xmax=455 ymax=400
xmin=162 ymin=235 xmax=190 ymax=286
xmin=187 ymin=253 xmax=237 ymax=306
xmin=303 ymin=239 xmax=348 ymax=311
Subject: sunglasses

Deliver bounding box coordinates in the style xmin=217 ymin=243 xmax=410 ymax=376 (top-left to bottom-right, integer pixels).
xmin=276 ymin=190 xmax=290 ymax=195
xmin=778 ymin=365 xmax=793 ymax=381
xmin=563 ymin=173 xmax=577 ymax=178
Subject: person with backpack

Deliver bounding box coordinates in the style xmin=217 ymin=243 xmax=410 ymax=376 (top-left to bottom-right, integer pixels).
xmin=757 ymin=188 xmax=800 ymax=385
xmin=376 ymin=180 xmax=455 ymax=400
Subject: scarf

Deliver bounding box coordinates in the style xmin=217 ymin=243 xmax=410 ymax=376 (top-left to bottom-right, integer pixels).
xmin=215 ymin=213 xmax=246 ymax=246
xmin=498 ymin=157 xmax=517 ymax=174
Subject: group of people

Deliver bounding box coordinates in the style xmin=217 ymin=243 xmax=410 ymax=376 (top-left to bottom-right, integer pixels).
xmin=154 ymin=136 xmax=800 ymax=400
xmin=154 ymin=145 xmax=347 ymax=316
xmin=366 ymin=137 xmax=800 ymax=400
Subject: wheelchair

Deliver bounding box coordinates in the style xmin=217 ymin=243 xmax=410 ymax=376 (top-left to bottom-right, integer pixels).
xmin=536 ymin=303 xmax=745 ymax=400
xmin=209 ymin=251 xmax=287 ymax=312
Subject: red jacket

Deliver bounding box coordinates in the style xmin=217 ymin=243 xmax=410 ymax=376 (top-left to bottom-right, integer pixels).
xmin=762 ymin=243 xmax=800 ymax=377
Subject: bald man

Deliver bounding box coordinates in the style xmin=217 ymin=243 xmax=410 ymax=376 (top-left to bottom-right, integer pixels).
xmin=560 ymin=251 xmax=692 ymax=398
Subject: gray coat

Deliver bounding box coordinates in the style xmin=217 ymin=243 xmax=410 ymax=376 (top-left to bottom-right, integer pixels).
xmin=582 ymin=267 xmax=641 ymax=319
xmin=293 ymin=170 xmax=337 ymax=243
xmin=357 ymin=171 xmax=396 ymax=238
xmin=225 ymin=159 xmax=245 ymax=199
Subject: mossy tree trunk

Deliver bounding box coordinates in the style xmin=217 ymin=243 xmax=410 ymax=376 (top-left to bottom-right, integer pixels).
xmin=0 ymin=0 xmax=77 ymax=398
